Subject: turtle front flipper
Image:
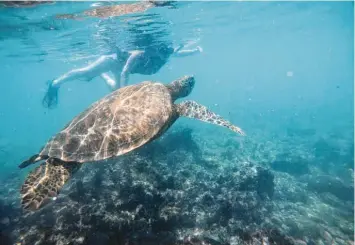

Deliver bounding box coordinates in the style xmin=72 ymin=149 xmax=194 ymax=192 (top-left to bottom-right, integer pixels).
xmin=20 ymin=158 xmax=81 ymax=211
xmin=175 ymin=100 xmax=246 ymax=136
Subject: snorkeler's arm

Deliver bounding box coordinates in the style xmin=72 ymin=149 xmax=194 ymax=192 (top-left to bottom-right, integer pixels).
xmin=52 ymin=55 xmax=116 ymax=87
xmin=172 ymin=46 xmax=203 ymax=58
xmin=119 ymin=50 xmax=142 ymax=88
xmin=173 ymin=44 xmax=184 ymax=53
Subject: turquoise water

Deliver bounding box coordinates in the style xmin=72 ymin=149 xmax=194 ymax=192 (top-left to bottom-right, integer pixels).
xmin=0 ymin=1 xmax=354 ymax=245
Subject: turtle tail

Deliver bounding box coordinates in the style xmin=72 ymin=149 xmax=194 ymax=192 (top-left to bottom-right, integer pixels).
xmin=20 ymin=158 xmax=82 ymax=211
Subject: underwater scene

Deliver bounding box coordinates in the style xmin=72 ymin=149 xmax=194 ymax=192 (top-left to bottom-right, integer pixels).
xmin=0 ymin=1 xmax=354 ymax=245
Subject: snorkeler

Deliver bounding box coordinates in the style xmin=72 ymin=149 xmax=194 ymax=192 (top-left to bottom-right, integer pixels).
xmin=42 ymin=42 xmax=203 ymax=109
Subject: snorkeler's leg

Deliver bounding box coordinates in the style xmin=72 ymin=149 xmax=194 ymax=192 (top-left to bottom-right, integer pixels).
xmin=119 ymin=70 xmax=130 ymax=88
xmin=119 ymin=50 xmax=142 ymax=88
xmin=42 ymin=80 xmax=60 ymax=109
xmin=59 ymin=55 xmax=117 ymax=83
xmin=42 ymin=70 xmax=87 ymax=109
xmin=100 ymin=72 xmax=117 ymax=91
xmin=42 ymin=55 xmax=115 ymax=109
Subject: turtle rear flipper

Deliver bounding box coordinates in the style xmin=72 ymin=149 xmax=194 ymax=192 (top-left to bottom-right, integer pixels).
xmin=175 ymin=100 xmax=246 ymax=136
xmin=20 ymin=158 xmax=81 ymax=211
xmin=18 ymin=154 xmax=48 ymax=169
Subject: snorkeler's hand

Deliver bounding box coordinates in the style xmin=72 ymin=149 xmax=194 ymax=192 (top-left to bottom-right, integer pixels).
xmin=42 ymin=81 xmax=59 ymax=109
xmin=197 ymin=46 xmax=203 ymax=52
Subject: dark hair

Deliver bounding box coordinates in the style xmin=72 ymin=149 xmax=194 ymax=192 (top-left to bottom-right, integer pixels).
xmin=157 ymin=42 xmax=174 ymax=55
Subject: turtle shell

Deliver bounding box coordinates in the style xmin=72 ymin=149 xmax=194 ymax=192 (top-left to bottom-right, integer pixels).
xmin=39 ymin=81 xmax=174 ymax=163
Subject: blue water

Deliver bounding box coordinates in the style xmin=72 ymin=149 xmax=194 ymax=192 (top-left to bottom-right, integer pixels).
xmin=0 ymin=1 xmax=353 ymax=245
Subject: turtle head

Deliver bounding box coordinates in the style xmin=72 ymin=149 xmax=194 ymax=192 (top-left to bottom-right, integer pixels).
xmin=167 ymin=75 xmax=195 ymax=101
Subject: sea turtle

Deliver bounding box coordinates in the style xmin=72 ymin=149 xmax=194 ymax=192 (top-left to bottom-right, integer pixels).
xmin=19 ymin=75 xmax=246 ymax=211
xmin=55 ymin=0 xmax=173 ymax=20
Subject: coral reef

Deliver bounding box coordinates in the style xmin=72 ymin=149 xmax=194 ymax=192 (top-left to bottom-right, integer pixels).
xmin=0 ymin=125 xmax=353 ymax=245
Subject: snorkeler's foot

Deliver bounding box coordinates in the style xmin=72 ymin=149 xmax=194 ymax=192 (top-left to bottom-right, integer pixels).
xmin=42 ymin=81 xmax=59 ymax=109
xmin=197 ymin=46 xmax=203 ymax=53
